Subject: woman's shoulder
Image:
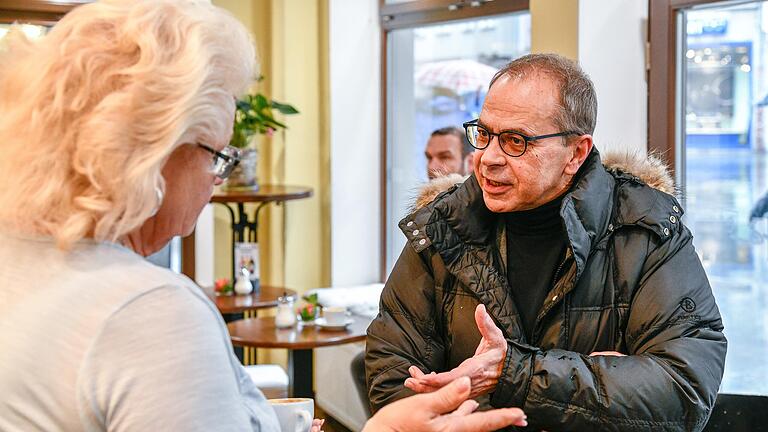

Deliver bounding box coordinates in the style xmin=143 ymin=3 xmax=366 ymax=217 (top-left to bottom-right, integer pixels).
xmin=78 ymin=241 xmax=202 ymax=298
xmin=48 ymin=240 xmax=214 ymax=325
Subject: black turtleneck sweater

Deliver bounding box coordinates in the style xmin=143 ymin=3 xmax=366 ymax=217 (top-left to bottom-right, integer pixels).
xmin=505 ymin=194 xmax=568 ymax=342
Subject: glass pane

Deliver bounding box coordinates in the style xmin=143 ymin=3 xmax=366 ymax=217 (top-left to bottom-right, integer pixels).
xmin=682 ymin=1 xmax=768 ymax=395
xmin=386 ymin=13 xmax=530 ymax=272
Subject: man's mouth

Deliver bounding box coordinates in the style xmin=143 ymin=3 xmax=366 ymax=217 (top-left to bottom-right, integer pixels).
xmin=484 ymin=177 xmax=512 ymax=188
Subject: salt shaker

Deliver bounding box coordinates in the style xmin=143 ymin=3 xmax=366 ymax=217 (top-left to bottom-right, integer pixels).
xmin=234 ymin=266 xmax=254 ymax=295
xmin=275 ymin=293 xmax=297 ymax=328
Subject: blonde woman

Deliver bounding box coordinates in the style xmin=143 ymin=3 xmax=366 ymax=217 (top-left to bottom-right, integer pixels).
xmin=0 ymin=1 xmax=525 ymax=431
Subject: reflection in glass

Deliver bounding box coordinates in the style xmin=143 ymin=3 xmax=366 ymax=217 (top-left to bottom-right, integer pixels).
xmin=683 ymin=1 xmax=768 ymax=396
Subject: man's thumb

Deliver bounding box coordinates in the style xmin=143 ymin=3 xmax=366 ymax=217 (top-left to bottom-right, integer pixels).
xmin=426 ymin=376 xmax=472 ymax=414
xmin=475 ymin=304 xmax=503 ymax=341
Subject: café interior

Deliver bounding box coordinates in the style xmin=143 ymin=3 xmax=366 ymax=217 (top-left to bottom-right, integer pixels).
xmin=2 ymin=0 xmax=768 ymax=430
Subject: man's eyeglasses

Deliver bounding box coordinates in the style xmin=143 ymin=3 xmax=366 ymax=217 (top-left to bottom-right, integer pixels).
xmin=197 ymin=144 xmax=240 ymax=179
xmin=462 ymin=119 xmax=579 ymax=157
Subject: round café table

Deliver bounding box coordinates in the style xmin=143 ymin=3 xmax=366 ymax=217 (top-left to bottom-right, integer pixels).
xmin=202 ymin=285 xmax=297 ymax=316
xmin=228 ymin=315 xmax=368 ymax=398
xmin=203 ymin=285 xmax=297 ymax=363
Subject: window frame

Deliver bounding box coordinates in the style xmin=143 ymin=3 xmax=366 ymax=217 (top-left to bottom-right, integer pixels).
xmin=647 ymin=0 xmax=731 ymax=177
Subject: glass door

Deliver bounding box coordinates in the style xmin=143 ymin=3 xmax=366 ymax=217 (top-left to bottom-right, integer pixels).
xmin=678 ymin=0 xmax=768 ymax=395
xmin=385 ymin=12 xmax=530 ymax=272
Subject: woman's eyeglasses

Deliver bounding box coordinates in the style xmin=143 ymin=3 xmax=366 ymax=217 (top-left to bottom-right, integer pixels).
xmin=197 ymin=144 xmax=240 ymax=179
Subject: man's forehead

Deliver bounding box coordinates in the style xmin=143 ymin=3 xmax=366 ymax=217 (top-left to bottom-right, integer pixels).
xmin=427 ymin=134 xmax=462 ymax=151
xmin=480 ymin=74 xmax=560 ymax=131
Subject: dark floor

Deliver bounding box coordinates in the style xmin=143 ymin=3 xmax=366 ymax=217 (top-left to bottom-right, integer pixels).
xmin=316 ymin=405 xmax=353 ymax=432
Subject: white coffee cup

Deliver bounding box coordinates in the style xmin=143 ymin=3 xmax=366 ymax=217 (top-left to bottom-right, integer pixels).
xmin=323 ymin=306 xmax=348 ymax=326
xmin=269 ymin=398 xmax=314 ymax=432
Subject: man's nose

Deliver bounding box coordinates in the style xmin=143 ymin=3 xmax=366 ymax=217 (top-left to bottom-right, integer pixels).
xmin=480 ymin=136 xmax=506 ymax=166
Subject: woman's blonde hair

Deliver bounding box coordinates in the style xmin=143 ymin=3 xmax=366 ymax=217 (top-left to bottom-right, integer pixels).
xmin=0 ymin=0 xmax=256 ymax=249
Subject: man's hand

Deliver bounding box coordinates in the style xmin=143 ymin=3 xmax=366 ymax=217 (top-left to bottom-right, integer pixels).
xmin=404 ymin=304 xmax=507 ymax=398
xmin=363 ymin=376 xmax=527 ymax=432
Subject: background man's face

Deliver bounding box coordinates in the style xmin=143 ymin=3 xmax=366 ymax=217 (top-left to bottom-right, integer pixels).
xmin=426 ymin=134 xmax=464 ymax=179
xmin=473 ymin=73 xmax=577 ymax=213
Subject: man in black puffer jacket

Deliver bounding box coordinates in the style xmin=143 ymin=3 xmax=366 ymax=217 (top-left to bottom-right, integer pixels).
xmin=365 ymin=54 xmax=726 ymax=431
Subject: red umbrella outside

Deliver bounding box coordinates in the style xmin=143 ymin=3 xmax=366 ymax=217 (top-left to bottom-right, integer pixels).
xmin=415 ymin=59 xmax=498 ymax=95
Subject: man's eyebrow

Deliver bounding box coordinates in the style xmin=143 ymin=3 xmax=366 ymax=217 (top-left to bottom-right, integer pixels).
xmin=477 ymin=119 xmax=533 ymax=136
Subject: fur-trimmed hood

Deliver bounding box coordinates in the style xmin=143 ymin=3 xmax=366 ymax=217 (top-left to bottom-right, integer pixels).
xmin=412 ymin=150 xmax=674 ymax=210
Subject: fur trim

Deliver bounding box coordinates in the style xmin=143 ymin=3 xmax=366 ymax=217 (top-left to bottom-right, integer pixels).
xmin=601 ymin=150 xmax=675 ymax=195
xmin=411 ymin=173 xmax=467 ymax=212
xmin=412 ymin=150 xmax=675 ymax=210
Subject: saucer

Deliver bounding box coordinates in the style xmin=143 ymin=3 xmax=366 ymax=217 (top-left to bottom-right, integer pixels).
xmin=315 ymin=317 xmax=353 ymax=331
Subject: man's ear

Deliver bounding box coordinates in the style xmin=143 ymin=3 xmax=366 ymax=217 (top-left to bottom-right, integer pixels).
xmin=463 ymin=152 xmax=474 ymax=175
xmin=564 ymin=135 xmax=593 ymax=175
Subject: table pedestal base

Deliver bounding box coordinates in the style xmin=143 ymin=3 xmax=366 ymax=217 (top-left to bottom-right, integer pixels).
xmin=288 ymin=349 xmax=314 ymax=398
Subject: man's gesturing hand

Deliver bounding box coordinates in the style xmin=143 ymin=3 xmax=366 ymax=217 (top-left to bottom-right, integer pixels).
xmin=363 ymin=376 xmax=527 ymax=432
xmin=404 ymin=304 xmax=507 ymax=398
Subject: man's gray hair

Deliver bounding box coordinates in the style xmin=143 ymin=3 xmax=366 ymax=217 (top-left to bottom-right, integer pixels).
xmin=489 ymin=53 xmax=597 ymax=137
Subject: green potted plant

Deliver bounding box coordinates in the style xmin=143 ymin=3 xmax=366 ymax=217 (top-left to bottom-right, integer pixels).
xmin=226 ymin=82 xmax=299 ymax=189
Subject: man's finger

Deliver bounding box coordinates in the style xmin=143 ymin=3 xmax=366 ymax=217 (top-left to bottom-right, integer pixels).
xmin=474 ymin=304 xmax=504 ymax=343
xmin=450 ymin=408 xmax=527 ymax=432
xmin=414 ymin=369 xmax=461 ymax=388
xmin=404 ymin=378 xmax=441 ymax=394
xmin=409 ymin=365 xmax=426 ymax=378
xmin=422 ymin=376 xmax=472 ymax=414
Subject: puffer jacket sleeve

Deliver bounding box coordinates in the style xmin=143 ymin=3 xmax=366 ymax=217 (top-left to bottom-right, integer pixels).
xmin=490 ymin=225 xmax=727 ymax=431
xmin=365 ymin=244 xmax=445 ymax=413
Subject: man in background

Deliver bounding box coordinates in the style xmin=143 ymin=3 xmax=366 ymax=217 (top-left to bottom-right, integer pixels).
xmin=425 ymin=126 xmax=474 ymax=179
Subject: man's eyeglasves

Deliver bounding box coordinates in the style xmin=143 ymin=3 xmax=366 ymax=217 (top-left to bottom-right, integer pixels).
xmin=197 ymin=144 xmax=240 ymax=179
xmin=462 ymin=119 xmax=579 ymax=157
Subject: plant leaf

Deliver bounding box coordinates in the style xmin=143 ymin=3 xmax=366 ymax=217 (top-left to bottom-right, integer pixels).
xmin=271 ymin=100 xmax=299 ymax=114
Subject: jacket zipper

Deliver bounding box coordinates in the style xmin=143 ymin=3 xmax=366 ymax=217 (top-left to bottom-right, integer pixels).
xmin=531 ymin=247 xmax=571 ymax=344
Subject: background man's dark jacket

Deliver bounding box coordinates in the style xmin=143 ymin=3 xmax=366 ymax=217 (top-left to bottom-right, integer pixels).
xmin=366 ymin=149 xmax=727 ymax=431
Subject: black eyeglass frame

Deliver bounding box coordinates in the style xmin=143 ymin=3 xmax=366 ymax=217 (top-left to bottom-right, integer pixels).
xmin=462 ymin=119 xmax=580 ymax=157
xmin=197 ymin=143 xmax=240 ymax=179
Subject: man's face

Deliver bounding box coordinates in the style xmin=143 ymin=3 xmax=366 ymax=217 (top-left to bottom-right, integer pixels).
xmin=473 ymin=73 xmax=580 ymax=213
xmin=426 ymin=134 xmax=465 ymax=179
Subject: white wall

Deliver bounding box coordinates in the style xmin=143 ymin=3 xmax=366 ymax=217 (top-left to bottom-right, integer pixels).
xmin=329 ymin=0 xmax=381 ymax=286
xmin=194 ymin=204 xmax=215 ymax=287
xmin=323 ymin=2 xmax=381 ymax=429
xmin=578 ymin=0 xmax=649 ymax=154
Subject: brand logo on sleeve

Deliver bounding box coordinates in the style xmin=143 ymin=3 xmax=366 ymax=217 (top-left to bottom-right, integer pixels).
xmin=680 ymin=297 xmax=696 ymax=313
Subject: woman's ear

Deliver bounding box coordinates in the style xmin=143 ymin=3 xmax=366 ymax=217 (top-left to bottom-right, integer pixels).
xmin=564 ymin=135 xmax=593 ymax=175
